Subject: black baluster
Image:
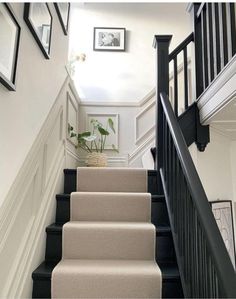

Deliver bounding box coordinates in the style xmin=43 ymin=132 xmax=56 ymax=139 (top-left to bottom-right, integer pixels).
xmin=173 ymin=57 xmax=178 ymax=115
xmin=183 ymin=47 xmax=188 ymax=109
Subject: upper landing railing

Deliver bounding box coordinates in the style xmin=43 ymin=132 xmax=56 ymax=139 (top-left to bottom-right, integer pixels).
xmin=194 ymin=3 xmax=236 ymax=97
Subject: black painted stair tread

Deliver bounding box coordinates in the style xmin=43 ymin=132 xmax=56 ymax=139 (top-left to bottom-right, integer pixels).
xmin=56 ymin=193 xmax=164 ymax=201
xmin=56 ymin=194 xmax=70 ymax=200
xmin=46 ymin=222 xmax=171 ymax=235
xmin=32 ymin=261 xmax=180 ymax=282
xmin=32 ymin=261 xmax=58 ymax=280
xmin=159 ymin=263 xmax=181 ymax=281
xmin=156 ymin=226 xmax=171 ymax=235
xmin=64 ymin=169 xmax=76 ymax=174
xmin=46 ymin=223 xmax=63 ymax=233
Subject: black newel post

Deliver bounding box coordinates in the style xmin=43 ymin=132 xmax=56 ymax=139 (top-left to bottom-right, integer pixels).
xmin=153 ymin=35 xmax=172 ymax=193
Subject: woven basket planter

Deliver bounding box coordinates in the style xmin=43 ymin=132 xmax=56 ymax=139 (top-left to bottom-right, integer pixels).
xmin=86 ymin=152 xmax=107 ymax=167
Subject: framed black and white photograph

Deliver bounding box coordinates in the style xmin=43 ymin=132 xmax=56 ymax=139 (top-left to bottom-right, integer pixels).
xmin=54 ymin=3 xmax=70 ymax=35
xmin=0 ymin=3 xmax=21 ymax=91
xmin=93 ymin=27 xmax=126 ymax=52
xmin=24 ymin=3 xmax=52 ymax=59
xmin=210 ymin=200 xmax=236 ymax=268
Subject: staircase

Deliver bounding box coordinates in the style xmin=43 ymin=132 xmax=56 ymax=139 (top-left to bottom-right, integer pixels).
xmin=32 ymin=168 xmax=184 ymax=298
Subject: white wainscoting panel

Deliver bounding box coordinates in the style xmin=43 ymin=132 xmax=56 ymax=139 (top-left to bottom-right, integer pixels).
xmin=135 ymin=99 xmax=155 ymax=144
xmin=0 ymin=75 xmax=80 ymax=298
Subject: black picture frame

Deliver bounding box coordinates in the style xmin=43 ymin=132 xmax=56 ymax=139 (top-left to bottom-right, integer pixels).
xmin=93 ymin=27 xmax=126 ymax=52
xmin=54 ymin=3 xmax=70 ymax=35
xmin=210 ymin=200 xmax=236 ymax=268
xmin=0 ymin=3 xmax=21 ymax=91
xmin=24 ymin=3 xmax=52 ymax=59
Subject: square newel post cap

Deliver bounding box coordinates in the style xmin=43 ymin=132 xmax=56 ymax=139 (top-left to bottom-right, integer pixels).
xmin=153 ymin=35 xmax=172 ymax=49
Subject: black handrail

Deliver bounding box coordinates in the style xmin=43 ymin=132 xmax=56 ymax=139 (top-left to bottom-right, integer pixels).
xmin=159 ymin=92 xmax=236 ymax=298
xmin=169 ymin=33 xmax=194 ymax=62
xmin=196 ymin=2 xmax=206 ymax=18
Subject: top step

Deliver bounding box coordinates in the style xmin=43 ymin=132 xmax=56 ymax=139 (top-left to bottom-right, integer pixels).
xmin=64 ymin=169 xmax=158 ymax=195
xmin=77 ymin=167 xmax=148 ymax=193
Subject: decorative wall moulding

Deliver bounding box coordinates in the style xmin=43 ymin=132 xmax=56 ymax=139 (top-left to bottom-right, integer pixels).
xmin=93 ymin=27 xmax=126 ymax=52
xmin=66 ymin=92 xmax=79 ymax=147
xmin=54 ymin=3 xmax=70 ymax=35
xmin=0 ymin=3 xmax=21 ymax=91
xmin=24 ymin=3 xmax=52 ymax=59
xmin=86 ymin=113 xmax=119 ymax=150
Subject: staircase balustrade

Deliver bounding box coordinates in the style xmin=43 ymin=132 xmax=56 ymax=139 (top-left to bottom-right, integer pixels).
xmin=169 ymin=33 xmax=194 ymax=116
xmin=153 ymin=3 xmax=236 ymax=296
xmin=194 ymin=3 xmax=236 ymax=97
xmin=158 ymin=92 xmax=236 ymax=297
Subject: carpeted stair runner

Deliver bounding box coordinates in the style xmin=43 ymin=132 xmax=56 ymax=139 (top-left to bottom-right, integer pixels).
xmin=52 ymin=167 xmax=162 ymax=298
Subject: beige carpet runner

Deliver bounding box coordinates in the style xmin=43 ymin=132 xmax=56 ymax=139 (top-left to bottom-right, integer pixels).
xmin=52 ymin=167 xmax=162 ymax=298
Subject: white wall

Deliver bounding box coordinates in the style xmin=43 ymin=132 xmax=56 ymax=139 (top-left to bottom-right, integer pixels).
xmin=0 ymin=3 xmax=69 ymax=206
xmin=69 ymin=3 xmax=191 ymax=102
xmin=189 ymin=128 xmax=235 ymax=202
xmin=78 ymin=97 xmax=155 ymax=168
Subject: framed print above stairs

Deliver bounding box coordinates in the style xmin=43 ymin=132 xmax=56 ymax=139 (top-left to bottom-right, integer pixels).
xmin=54 ymin=3 xmax=70 ymax=35
xmin=24 ymin=3 xmax=52 ymax=59
xmin=0 ymin=3 xmax=21 ymax=91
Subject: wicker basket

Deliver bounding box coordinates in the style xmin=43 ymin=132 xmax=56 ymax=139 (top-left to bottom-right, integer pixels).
xmin=86 ymin=152 xmax=107 ymax=167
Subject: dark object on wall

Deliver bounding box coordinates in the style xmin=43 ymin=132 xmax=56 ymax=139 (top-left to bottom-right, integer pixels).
xmin=0 ymin=3 xmax=21 ymax=91
xmin=54 ymin=3 xmax=70 ymax=35
xmin=24 ymin=3 xmax=52 ymax=59
xmin=93 ymin=27 xmax=126 ymax=51
xmin=150 ymin=147 xmax=156 ymax=162
xmin=210 ymin=200 xmax=236 ymax=269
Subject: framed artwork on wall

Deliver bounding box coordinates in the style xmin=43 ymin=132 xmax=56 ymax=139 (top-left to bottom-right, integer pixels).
xmin=0 ymin=3 xmax=21 ymax=91
xmin=54 ymin=3 xmax=70 ymax=35
xmin=86 ymin=113 xmax=119 ymax=150
xmin=93 ymin=27 xmax=126 ymax=52
xmin=210 ymin=200 xmax=236 ymax=268
xmin=24 ymin=3 xmax=52 ymax=59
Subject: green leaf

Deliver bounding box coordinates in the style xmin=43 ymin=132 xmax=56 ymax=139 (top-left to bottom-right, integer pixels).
xmin=70 ymin=132 xmax=77 ymax=138
xmin=108 ymin=118 xmax=115 ymax=133
xmin=98 ymin=127 xmax=109 ymax=136
xmin=78 ymin=131 xmax=91 ymax=138
xmin=112 ymin=144 xmax=119 ymax=153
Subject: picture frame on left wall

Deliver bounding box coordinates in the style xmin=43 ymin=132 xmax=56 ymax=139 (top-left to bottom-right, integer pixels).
xmin=24 ymin=3 xmax=52 ymax=59
xmin=0 ymin=3 xmax=21 ymax=91
xmin=54 ymin=3 xmax=70 ymax=35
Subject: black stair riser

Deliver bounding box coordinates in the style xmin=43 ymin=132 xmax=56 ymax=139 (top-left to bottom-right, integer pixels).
xmin=64 ymin=169 xmax=158 ymax=194
xmin=45 ymin=232 xmax=62 ymax=262
xmin=32 ymin=279 xmax=51 ymax=298
xmin=64 ymin=169 xmax=76 ymax=194
xmin=151 ymin=201 xmax=170 ymax=226
xmin=56 ymin=196 xmax=70 ymax=224
xmin=147 ymin=170 xmax=158 ymax=194
xmin=156 ymin=234 xmax=177 ymax=263
xmin=162 ymin=280 xmax=183 ymax=298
